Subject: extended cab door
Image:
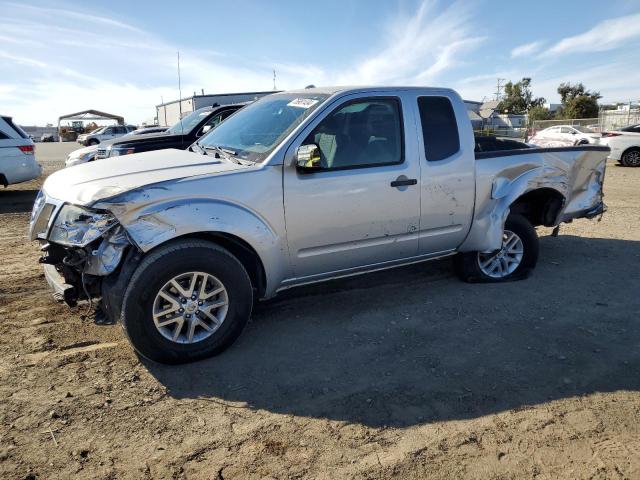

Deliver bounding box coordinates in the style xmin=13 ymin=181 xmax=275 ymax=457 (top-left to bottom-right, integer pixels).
xmin=283 ymin=93 xmax=421 ymax=280
xmin=414 ymin=94 xmax=475 ymax=254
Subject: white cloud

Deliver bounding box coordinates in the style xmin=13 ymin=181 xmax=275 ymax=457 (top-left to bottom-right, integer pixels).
xmin=545 ymin=12 xmax=640 ymax=56
xmin=511 ymin=41 xmax=543 ymax=58
xmin=1 ymin=1 xmax=484 ymax=125
xmin=338 ymin=0 xmax=484 ymax=85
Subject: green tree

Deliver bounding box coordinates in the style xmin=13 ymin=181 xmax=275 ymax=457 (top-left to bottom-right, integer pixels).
xmin=528 ymin=105 xmax=554 ymax=123
xmin=497 ymin=78 xmax=545 ymax=115
xmin=557 ymin=82 xmax=602 ymax=119
xmin=562 ymin=96 xmax=599 ymax=119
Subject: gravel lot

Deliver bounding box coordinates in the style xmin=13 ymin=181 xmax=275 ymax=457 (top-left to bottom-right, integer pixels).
xmin=1 ymin=143 xmax=639 ymax=479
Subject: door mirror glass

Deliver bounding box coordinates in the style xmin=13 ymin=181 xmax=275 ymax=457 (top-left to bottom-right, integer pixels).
xmin=296 ymin=144 xmax=322 ymax=171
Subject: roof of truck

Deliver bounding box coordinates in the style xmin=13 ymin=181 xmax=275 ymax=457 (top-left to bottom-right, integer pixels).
xmin=282 ymin=86 xmax=458 ymax=96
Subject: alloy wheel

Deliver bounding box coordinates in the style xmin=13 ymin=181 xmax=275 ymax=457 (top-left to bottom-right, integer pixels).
xmin=152 ymin=271 xmax=228 ymax=344
xmin=477 ymin=230 xmax=524 ymax=278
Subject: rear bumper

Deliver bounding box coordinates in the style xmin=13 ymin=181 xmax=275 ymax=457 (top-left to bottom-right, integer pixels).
xmin=43 ymin=263 xmax=77 ymax=306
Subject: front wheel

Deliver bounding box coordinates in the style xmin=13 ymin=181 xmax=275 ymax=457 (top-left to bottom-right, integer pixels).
xmin=121 ymin=239 xmax=253 ymax=364
xmin=455 ymin=214 xmax=539 ymax=283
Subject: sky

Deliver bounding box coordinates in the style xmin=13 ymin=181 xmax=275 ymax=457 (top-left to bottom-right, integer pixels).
xmin=2 ymin=0 xmax=640 ymax=125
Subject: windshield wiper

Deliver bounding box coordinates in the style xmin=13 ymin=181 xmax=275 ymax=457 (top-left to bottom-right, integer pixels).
xmin=203 ymin=145 xmax=241 ymax=164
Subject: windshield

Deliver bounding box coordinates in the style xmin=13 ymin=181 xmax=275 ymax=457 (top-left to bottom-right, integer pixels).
xmin=198 ymin=93 xmax=330 ymax=163
xmin=573 ymin=126 xmax=595 ymax=133
xmin=91 ymin=127 xmax=107 ymax=135
xmin=167 ymin=109 xmax=212 ymax=135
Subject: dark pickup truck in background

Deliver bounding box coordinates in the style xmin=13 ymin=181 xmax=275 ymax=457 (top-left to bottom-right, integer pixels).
xmin=94 ymin=103 xmax=244 ymax=160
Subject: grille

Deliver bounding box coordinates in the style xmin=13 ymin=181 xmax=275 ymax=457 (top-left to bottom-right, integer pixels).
xmin=96 ymin=148 xmax=108 ymax=159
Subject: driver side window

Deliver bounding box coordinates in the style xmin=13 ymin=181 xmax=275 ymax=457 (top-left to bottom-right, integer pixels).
xmin=303 ymin=98 xmax=403 ymax=170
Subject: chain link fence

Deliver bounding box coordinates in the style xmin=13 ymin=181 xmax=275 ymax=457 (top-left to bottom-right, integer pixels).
xmin=532 ymin=118 xmax=598 ymax=132
xmin=532 ymin=110 xmax=639 ymax=133
xmin=599 ymin=109 xmax=640 ymax=131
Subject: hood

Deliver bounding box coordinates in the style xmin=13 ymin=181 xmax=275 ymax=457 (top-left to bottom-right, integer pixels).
xmin=44 ymin=148 xmax=248 ymax=205
xmin=101 ymin=131 xmax=174 ymax=146
xmin=68 ymin=144 xmax=99 ymax=158
xmin=103 ymin=131 xmax=184 ymax=149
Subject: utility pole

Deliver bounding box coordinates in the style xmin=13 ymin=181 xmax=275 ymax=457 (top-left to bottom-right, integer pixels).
xmin=177 ymin=51 xmax=183 ymax=135
xmin=495 ymin=78 xmax=506 ymax=101
xmin=273 ymin=69 xmax=277 ymax=90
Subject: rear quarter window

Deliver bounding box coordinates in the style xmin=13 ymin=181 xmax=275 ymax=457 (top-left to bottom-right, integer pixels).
xmin=1 ymin=116 xmax=28 ymax=139
xmin=417 ymin=96 xmax=460 ymax=161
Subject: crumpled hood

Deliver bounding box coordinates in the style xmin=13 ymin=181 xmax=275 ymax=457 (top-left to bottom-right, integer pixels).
xmin=44 ymin=148 xmax=247 ymax=205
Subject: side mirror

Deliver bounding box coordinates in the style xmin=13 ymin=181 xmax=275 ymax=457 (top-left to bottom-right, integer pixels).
xmin=295 ymin=144 xmax=322 ymax=171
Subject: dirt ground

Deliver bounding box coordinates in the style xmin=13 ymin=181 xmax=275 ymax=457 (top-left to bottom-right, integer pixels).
xmin=1 ymin=143 xmax=639 ymax=479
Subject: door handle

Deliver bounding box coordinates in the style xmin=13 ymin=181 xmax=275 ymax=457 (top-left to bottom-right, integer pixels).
xmin=390 ymin=177 xmax=417 ymax=188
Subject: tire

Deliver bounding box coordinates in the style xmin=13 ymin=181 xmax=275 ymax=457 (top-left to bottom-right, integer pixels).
xmin=121 ymin=239 xmax=253 ymax=364
xmin=88 ymin=139 xmax=99 ymax=146
xmin=620 ymin=148 xmax=640 ymax=167
xmin=455 ymin=214 xmax=539 ymax=283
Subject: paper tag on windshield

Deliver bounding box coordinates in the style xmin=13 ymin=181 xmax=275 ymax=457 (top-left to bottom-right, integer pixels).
xmin=287 ymin=98 xmax=319 ymax=109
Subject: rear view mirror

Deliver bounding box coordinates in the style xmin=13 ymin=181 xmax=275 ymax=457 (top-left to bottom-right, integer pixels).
xmin=201 ymin=125 xmax=213 ymax=135
xmin=295 ymin=144 xmax=322 ymax=171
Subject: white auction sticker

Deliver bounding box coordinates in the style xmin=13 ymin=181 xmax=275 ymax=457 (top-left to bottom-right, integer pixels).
xmin=287 ymin=98 xmax=319 ymax=109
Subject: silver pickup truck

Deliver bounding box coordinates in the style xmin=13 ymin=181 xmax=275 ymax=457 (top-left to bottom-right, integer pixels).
xmin=30 ymin=87 xmax=608 ymax=364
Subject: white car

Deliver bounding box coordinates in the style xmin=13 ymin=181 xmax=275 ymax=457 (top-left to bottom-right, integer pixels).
xmin=0 ymin=114 xmax=42 ymax=187
xmin=77 ymin=125 xmax=136 ymax=146
xmin=65 ymin=144 xmax=99 ymax=168
xmin=601 ymin=124 xmax=640 ymax=167
xmin=529 ymin=125 xmax=601 ymax=148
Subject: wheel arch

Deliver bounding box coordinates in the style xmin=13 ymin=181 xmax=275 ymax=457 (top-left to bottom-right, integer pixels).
xmin=172 ymin=231 xmax=267 ymax=299
xmin=621 ymin=146 xmax=640 ymax=165
xmin=509 ymin=188 xmax=566 ymax=227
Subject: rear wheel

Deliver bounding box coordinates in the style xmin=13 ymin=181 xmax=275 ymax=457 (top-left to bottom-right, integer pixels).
xmin=621 ymin=148 xmax=640 ymax=167
xmin=456 ymin=214 xmax=539 ymax=283
xmin=121 ymin=239 xmax=253 ymax=364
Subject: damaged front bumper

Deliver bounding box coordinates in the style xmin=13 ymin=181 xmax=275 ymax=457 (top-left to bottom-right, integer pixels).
xmin=42 ymin=263 xmax=77 ymax=306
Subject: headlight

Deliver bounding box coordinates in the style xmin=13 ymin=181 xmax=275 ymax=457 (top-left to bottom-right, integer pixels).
xmin=109 ymin=147 xmax=135 ymax=157
xmin=30 ymin=190 xmax=45 ymax=223
xmin=49 ymin=205 xmax=117 ymax=247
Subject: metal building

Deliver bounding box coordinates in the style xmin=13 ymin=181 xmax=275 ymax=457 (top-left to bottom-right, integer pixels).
xmin=156 ymin=91 xmax=278 ymax=126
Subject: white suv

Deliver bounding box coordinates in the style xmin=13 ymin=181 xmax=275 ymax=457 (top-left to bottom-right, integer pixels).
xmin=77 ymin=125 xmax=136 ymax=146
xmin=601 ymin=124 xmax=640 ymax=167
xmin=0 ymin=115 xmax=42 ymax=187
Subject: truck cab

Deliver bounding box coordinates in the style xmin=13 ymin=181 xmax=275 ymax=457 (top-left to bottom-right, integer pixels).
xmin=31 ymin=87 xmax=607 ymax=364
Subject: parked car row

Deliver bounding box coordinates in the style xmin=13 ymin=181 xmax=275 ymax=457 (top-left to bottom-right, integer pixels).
xmin=0 ymin=114 xmax=42 ymax=187
xmin=31 ymin=86 xmax=609 ymax=364
xmin=66 ymin=105 xmax=241 ymax=167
